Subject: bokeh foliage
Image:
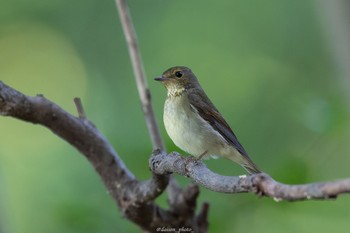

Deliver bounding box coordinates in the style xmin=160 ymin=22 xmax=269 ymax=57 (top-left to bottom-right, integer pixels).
xmin=0 ymin=0 xmax=349 ymax=232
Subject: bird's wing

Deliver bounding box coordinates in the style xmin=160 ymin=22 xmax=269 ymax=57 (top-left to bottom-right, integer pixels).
xmin=188 ymin=88 xmax=249 ymax=156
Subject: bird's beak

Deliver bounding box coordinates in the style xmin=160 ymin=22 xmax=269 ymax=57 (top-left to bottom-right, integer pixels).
xmin=154 ymin=75 xmax=168 ymax=82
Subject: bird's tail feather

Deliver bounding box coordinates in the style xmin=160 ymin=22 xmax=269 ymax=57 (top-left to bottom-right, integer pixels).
xmin=227 ymin=152 xmax=262 ymax=174
xmin=242 ymin=162 xmax=261 ymax=175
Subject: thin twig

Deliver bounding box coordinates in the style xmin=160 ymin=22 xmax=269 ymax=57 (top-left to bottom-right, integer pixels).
xmin=115 ymin=0 xmax=184 ymax=210
xmin=74 ymin=97 xmax=86 ymax=119
xmin=115 ymin=0 xmax=164 ymax=150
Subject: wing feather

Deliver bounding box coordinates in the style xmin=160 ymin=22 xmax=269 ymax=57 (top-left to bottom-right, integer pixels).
xmin=187 ymin=88 xmax=249 ymax=156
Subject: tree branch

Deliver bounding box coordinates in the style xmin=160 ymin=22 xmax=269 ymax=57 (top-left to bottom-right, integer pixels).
xmin=115 ymin=0 xmax=164 ymax=150
xmin=1 ymin=79 xmax=350 ymax=233
xmin=150 ymin=151 xmax=350 ymax=201
xmin=114 ymin=0 xmax=196 ymax=226
xmin=0 ymin=81 xmax=208 ymax=232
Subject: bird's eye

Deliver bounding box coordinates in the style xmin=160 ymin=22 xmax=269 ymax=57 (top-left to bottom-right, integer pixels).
xmin=175 ymin=71 xmax=183 ymax=78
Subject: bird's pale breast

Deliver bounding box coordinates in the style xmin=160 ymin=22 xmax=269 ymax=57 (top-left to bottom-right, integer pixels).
xmin=163 ymin=93 xmax=230 ymax=158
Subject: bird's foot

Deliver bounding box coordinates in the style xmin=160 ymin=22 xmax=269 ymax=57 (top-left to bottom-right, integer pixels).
xmin=186 ymin=155 xmax=201 ymax=165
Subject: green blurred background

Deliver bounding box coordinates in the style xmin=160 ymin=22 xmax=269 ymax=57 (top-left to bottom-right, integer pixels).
xmin=1 ymin=0 xmax=350 ymax=232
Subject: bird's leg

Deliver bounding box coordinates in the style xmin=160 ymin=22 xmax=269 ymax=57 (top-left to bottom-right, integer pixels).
xmin=185 ymin=150 xmax=208 ymax=166
xmin=197 ymin=150 xmax=208 ymax=160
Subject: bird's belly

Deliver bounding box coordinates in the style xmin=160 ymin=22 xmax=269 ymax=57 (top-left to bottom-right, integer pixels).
xmin=163 ymin=97 xmax=224 ymax=157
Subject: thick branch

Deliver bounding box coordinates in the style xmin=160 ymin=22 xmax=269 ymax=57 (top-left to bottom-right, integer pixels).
xmin=150 ymin=151 xmax=350 ymax=201
xmin=0 ymin=81 xmax=207 ymax=232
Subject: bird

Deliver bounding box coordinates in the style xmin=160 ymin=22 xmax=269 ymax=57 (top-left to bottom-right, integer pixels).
xmin=154 ymin=66 xmax=261 ymax=174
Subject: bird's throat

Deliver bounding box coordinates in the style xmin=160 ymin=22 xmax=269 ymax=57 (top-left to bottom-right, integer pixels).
xmin=166 ymin=85 xmax=186 ymax=97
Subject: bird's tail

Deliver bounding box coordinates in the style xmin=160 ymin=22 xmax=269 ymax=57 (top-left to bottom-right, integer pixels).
xmin=227 ymin=151 xmax=262 ymax=175
xmin=241 ymin=161 xmax=261 ymax=175
xmin=236 ymin=155 xmax=262 ymax=175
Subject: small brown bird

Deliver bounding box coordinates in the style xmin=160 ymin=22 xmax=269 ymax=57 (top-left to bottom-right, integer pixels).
xmin=155 ymin=66 xmax=261 ymax=174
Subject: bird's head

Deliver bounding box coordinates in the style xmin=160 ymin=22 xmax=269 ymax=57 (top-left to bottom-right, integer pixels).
xmin=155 ymin=66 xmax=199 ymax=97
